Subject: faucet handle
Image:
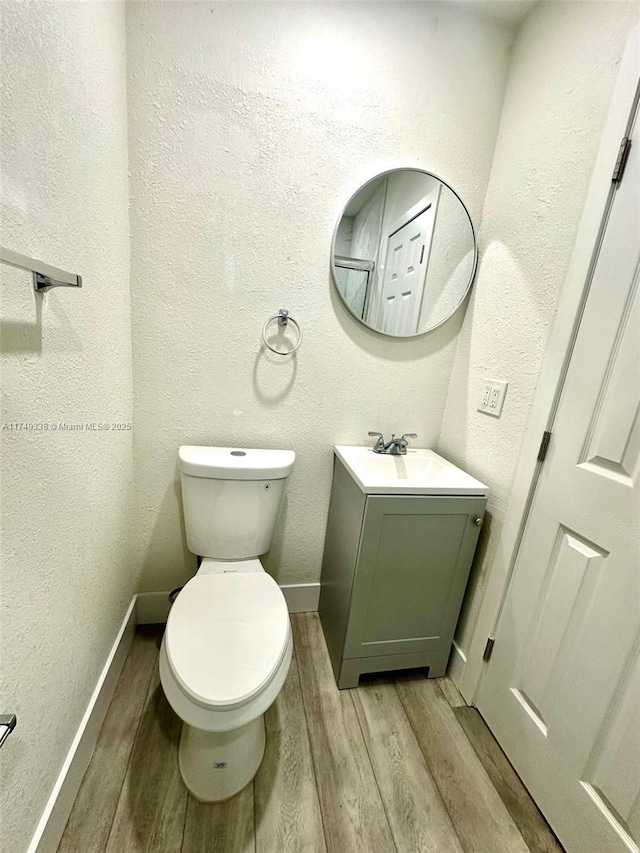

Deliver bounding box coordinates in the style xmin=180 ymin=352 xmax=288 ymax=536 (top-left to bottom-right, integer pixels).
xmin=397 ymin=433 xmax=417 ymax=452
xmin=368 ymin=431 xmax=386 ymax=452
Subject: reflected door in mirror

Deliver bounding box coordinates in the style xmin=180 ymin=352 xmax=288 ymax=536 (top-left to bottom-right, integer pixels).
xmin=376 ymin=188 xmax=439 ymax=335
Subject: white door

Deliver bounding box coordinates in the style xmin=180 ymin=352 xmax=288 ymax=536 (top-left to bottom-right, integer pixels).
xmin=378 ymin=205 xmax=435 ymax=336
xmin=477 ymin=111 xmax=640 ymax=851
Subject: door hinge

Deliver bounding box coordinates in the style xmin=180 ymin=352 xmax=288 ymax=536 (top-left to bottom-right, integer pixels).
xmin=483 ymin=636 xmax=495 ymax=662
xmin=537 ymin=430 xmax=552 ymax=463
xmin=612 ymin=137 xmax=631 ymax=183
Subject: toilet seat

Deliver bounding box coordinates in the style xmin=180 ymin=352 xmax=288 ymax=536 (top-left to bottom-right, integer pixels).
xmin=165 ymin=573 xmax=290 ymax=711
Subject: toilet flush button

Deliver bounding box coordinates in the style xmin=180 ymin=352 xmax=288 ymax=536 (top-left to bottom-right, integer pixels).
xmin=230 ymin=451 xmax=246 ymax=456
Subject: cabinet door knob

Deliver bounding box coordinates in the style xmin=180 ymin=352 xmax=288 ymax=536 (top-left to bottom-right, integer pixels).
xmin=474 ymin=517 xmax=483 ymax=526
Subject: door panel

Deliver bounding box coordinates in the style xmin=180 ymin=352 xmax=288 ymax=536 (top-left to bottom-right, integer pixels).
xmin=578 ymin=282 xmax=639 ymax=485
xmin=515 ymin=526 xmax=609 ymax=736
xmin=585 ymin=641 xmax=640 ymax=847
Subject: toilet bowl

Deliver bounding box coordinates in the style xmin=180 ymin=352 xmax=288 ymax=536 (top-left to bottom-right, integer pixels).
xmin=159 ymin=446 xmax=295 ymax=802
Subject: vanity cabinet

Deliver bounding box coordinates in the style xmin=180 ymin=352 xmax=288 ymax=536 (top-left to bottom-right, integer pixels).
xmin=318 ymin=455 xmax=486 ymax=688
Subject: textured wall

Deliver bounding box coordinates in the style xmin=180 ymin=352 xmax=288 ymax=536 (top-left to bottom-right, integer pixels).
xmin=0 ymin=3 xmax=135 ymax=851
xmin=437 ymin=0 xmax=639 ymax=662
xmin=127 ymin=0 xmax=513 ymax=592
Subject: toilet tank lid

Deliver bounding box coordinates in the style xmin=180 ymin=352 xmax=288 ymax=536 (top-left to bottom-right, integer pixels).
xmin=178 ymin=445 xmax=295 ymax=480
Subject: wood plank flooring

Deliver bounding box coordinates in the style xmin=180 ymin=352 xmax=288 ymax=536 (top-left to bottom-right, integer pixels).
xmin=254 ymin=655 xmax=325 ymax=853
xmin=453 ymin=707 xmax=564 ymax=853
xmin=59 ymin=614 xmax=563 ymax=853
xmin=351 ymin=678 xmax=464 ymax=853
xmin=395 ymin=674 xmax=530 ymax=853
xmin=58 ymin=626 xmax=161 ymax=853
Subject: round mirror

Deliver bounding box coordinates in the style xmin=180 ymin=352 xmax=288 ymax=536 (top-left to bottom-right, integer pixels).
xmin=331 ymin=168 xmax=477 ymax=337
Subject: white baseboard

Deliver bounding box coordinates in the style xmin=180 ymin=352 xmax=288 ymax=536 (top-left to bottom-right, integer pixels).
xmin=136 ymin=582 xmax=321 ymax=624
xmin=279 ymin=583 xmax=320 ymax=613
xmin=447 ymin=640 xmax=467 ymax=694
xmin=28 ymin=597 xmax=137 ymax=853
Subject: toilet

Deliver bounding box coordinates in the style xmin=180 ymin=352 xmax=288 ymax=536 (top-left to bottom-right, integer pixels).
xmin=159 ymin=445 xmax=295 ymax=802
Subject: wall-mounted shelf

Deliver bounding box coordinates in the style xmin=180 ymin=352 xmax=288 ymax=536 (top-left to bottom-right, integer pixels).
xmin=0 ymin=246 xmax=82 ymax=292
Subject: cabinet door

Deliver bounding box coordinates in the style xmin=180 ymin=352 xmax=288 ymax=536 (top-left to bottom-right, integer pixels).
xmin=344 ymin=495 xmax=485 ymax=660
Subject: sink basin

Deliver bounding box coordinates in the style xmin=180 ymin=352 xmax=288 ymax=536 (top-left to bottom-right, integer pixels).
xmin=334 ymin=445 xmax=489 ymax=496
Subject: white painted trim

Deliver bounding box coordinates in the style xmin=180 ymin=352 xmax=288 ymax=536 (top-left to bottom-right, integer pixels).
xmin=279 ymin=582 xmax=321 ymax=613
xmin=27 ymin=597 xmax=137 ymax=853
xmin=458 ymin=25 xmax=640 ymax=705
xmin=447 ymin=639 xmax=467 ymax=685
xmin=136 ymin=582 xmax=321 ymax=625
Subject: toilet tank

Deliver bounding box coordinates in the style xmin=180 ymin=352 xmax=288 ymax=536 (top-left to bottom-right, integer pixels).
xmin=177 ymin=446 xmax=295 ymax=560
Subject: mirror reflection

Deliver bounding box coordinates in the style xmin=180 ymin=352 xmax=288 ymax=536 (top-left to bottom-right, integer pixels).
xmin=332 ymin=169 xmax=477 ymax=337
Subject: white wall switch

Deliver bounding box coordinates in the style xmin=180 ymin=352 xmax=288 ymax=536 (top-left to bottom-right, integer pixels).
xmin=478 ymin=378 xmax=508 ymax=417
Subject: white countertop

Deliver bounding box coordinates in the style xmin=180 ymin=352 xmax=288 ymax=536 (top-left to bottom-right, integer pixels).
xmin=334 ymin=445 xmax=489 ymax=496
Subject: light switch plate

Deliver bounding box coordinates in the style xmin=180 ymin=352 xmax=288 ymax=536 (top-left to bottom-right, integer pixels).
xmin=478 ymin=378 xmax=508 ymax=417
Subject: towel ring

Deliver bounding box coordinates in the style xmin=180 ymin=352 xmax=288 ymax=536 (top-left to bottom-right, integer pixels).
xmin=262 ymin=309 xmax=303 ymax=356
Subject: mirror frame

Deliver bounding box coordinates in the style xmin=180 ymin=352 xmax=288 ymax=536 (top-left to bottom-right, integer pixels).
xmin=330 ymin=167 xmax=478 ymax=338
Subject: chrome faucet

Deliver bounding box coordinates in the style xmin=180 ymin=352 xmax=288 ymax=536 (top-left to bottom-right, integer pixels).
xmin=368 ymin=432 xmax=417 ymax=455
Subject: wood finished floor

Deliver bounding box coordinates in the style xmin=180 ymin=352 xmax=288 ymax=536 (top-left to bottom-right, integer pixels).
xmin=59 ymin=616 xmax=563 ymax=853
